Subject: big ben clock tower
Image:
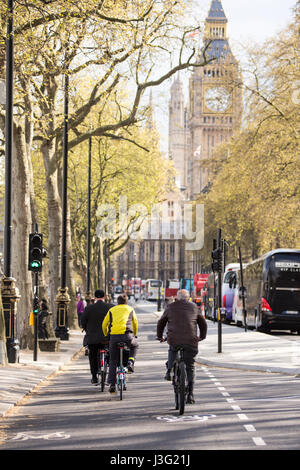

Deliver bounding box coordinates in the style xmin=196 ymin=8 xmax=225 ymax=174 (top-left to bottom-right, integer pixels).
xmin=187 ymin=0 xmax=242 ymax=198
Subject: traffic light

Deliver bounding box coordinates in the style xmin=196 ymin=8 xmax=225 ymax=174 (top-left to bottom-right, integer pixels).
xmin=28 ymin=232 xmax=43 ymax=272
xmin=33 ymin=295 xmax=39 ymax=315
xmin=211 ymin=248 xmax=223 ymax=273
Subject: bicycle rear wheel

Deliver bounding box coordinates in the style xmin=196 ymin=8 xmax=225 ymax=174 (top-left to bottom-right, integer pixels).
xmin=178 ymin=361 xmax=186 ymax=415
xmin=100 ymin=368 xmax=106 ymax=392
xmin=99 ymin=352 xmax=107 ymax=392
xmin=119 ymin=375 xmax=123 ymax=400
xmin=173 ymin=364 xmax=179 ymax=410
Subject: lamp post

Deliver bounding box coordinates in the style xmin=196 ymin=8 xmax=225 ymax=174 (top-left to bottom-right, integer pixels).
xmin=85 ymin=133 xmax=92 ymax=305
xmin=1 ymin=0 xmax=20 ymax=363
xmin=55 ymin=64 xmax=70 ymax=340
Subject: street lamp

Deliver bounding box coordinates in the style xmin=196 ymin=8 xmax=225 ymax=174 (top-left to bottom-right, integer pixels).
xmin=85 ymin=133 xmax=92 ymax=305
xmin=1 ymin=0 xmax=21 ymax=363
xmin=55 ymin=61 xmax=70 ymax=341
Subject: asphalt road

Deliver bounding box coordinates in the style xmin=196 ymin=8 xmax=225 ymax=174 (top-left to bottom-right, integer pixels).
xmin=1 ymin=301 xmax=300 ymax=453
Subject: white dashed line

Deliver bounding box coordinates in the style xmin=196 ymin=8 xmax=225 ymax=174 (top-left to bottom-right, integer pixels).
xmin=231 ymin=405 xmax=242 ymax=411
xmin=237 ymin=413 xmax=249 ymax=421
xmin=203 ymin=367 xmax=267 ymax=447
xmin=244 ymin=425 xmax=256 ymax=432
xmin=252 ymin=437 xmax=266 ymax=446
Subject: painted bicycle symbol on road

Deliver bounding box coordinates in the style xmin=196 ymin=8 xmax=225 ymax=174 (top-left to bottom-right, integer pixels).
xmin=10 ymin=431 xmax=70 ymax=441
xmin=156 ymin=414 xmax=216 ymax=423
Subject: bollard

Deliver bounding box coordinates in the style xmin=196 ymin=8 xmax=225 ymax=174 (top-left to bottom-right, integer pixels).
xmin=55 ymin=287 xmax=70 ymax=340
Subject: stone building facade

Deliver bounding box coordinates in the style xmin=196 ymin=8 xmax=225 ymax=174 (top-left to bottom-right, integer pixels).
xmin=109 ymin=1 xmax=242 ymax=287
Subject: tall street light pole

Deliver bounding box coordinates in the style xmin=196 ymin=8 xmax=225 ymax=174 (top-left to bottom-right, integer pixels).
xmin=55 ymin=62 xmax=70 ymax=340
xmin=4 ymin=0 xmax=13 ymax=279
xmin=1 ymin=0 xmax=20 ymax=363
xmin=85 ymin=133 xmax=92 ymax=305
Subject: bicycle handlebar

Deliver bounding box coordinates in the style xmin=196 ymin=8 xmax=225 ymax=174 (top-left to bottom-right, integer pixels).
xmin=156 ymin=337 xmax=167 ymax=343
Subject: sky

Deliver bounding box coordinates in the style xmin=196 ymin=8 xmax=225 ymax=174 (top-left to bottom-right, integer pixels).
xmin=200 ymin=0 xmax=296 ymax=44
xmin=154 ymin=0 xmax=297 ymax=154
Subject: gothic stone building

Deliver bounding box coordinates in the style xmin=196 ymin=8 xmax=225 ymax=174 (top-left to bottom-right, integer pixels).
xmin=169 ymin=0 xmax=242 ymax=199
xmin=110 ymin=0 xmax=242 ymax=286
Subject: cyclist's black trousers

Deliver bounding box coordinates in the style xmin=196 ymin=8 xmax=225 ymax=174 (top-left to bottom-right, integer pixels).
xmin=88 ymin=342 xmax=109 ymax=378
xmin=167 ymin=345 xmax=198 ymax=385
xmin=107 ymin=333 xmax=139 ymax=386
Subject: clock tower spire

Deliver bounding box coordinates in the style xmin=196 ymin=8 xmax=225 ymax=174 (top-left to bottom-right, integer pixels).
xmin=205 ymin=0 xmax=228 ymax=40
xmin=185 ymin=0 xmax=242 ymax=198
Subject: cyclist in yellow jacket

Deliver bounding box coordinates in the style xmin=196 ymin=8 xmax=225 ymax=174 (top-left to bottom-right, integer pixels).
xmin=102 ymin=294 xmax=139 ymax=393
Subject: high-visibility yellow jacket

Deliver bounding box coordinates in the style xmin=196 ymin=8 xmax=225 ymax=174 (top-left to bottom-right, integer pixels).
xmin=102 ymin=304 xmax=138 ymax=337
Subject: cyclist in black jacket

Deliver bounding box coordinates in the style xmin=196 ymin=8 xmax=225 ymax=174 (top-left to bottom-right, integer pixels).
xmin=81 ymin=289 xmax=114 ymax=385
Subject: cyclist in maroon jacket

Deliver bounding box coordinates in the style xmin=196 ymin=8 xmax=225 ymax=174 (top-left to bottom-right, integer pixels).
xmin=157 ymin=289 xmax=207 ymax=404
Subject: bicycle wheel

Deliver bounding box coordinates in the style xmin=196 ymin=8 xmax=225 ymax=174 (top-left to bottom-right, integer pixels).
xmin=119 ymin=374 xmax=123 ymax=400
xmin=100 ymin=369 xmax=106 ymax=392
xmin=178 ymin=361 xmax=186 ymax=415
xmin=173 ymin=364 xmax=179 ymax=410
xmin=99 ymin=352 xmax=107 ymax=392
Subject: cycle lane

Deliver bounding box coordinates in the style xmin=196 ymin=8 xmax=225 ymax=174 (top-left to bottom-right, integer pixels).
xmin=0 ymin=311 xmax=263 ymax=451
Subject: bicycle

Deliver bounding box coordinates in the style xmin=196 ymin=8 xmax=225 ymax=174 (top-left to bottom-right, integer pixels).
xmin=172 ymin=346 xmax=188 ymax=415
xmin=158 ymin=337 xmax=188 ymax=416
xmin=116 ymin=342 xmax=129 ymax=400
xmin=97 ymin=345 xmax=109 ymax=392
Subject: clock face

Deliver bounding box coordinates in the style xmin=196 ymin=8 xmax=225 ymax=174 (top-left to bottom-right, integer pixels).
xmin=205 ymin=87 xmax=231 ymax=112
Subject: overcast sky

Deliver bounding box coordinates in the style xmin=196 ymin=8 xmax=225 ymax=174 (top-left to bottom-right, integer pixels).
xmin=155 ymin=0 xmax=297 ymax=153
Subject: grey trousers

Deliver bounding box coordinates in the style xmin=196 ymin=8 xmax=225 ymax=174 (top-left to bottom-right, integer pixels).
xmin=107 ymin=333 xmax=139 ymax=386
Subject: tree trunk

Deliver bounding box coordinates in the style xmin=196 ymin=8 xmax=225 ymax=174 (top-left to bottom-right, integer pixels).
xmin=41 ymin=140 xmax=62 ymax=317
xmin=11 ymin=123 xmax=33 ymax=348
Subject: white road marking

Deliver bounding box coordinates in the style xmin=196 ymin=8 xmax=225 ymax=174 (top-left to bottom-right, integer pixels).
xmin=231 ymin=405 xmax=242 ymax=411
xmin=156 ymin=414 xmax=217 ymax=423
xmin=252 ymin=437 xmax=266 ymax=446
xmin=202 ymin=367 xmax=268 ymax=447
xmin=11 ymin=432 xmax=70 ymax=441
xmin=244 ymin=425 xmax=256 ymax=432
xmin=237 ymin=414 xmax=249 ymax=421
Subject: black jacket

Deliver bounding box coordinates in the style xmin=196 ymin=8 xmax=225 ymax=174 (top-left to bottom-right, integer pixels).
xmin=157 ymin=300 xmax=207 ymax=349
xmin=81 ymin=300 xmax=114 ymax=345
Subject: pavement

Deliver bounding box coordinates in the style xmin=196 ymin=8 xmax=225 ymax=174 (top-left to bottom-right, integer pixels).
xmin=2 ymin=316 xmax=300 ymax=419
xmin=152 ymin=310 xmax=300 ymax=376
xmin=0 ymin=330 xmax=85 ymax=418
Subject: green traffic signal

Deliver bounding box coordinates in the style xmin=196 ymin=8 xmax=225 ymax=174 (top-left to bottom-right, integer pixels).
xmin=30 ymin=261 xmax=41 ymax=269
xmin=28 ymin=232 xmax=43 ymax=272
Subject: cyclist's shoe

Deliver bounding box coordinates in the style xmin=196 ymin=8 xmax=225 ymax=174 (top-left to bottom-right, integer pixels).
xmin=127 ymin=360 xmax=134 ymax=373
xmin=186 ymin=393 xmax=195 ymax=404
xmin=164 ymin=370 xmax=171 ymax=381
xmin=91 ymin=376 xmax=98 ymax=385
xmin=109 ymin=385 xmax=116 ymax=393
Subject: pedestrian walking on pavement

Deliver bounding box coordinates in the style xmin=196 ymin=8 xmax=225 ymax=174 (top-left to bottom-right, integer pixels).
xmin=81 ymin=289 xmax=114 ymax=385
xmin=77 ymin=295 xmax=86 ymax=328
xmin=156 ymin=289 xmax=207 ymax=404
xmin=38 ymin=299 xmax=50 ymax=340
